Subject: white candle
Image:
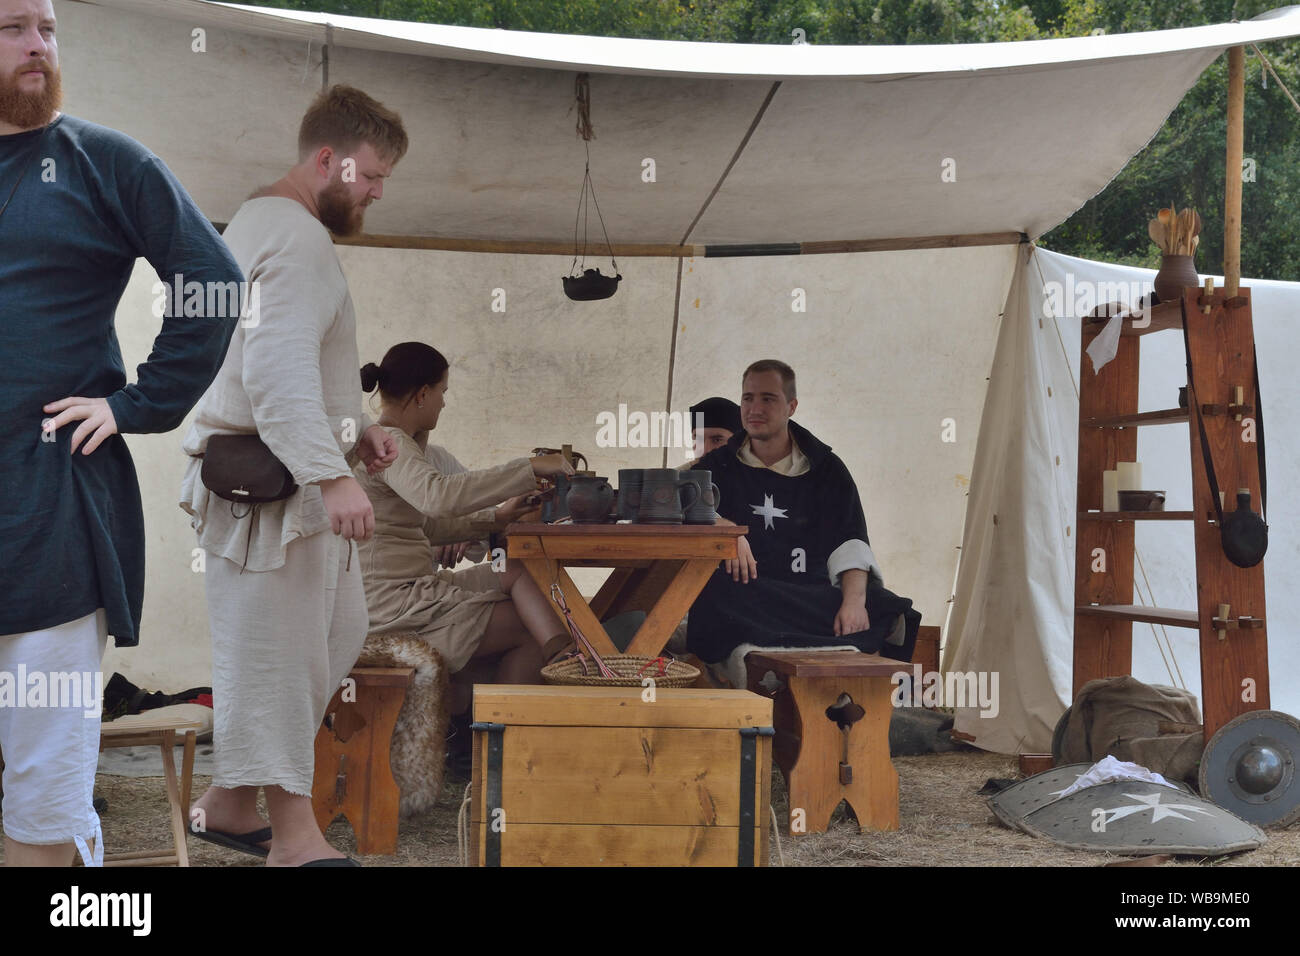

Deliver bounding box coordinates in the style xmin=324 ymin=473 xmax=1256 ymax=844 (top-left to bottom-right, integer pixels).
xmin=1117 ymin=461 xmax=1142 ymax=491
xmin=1103 ymin=470 xmax=1119 ymax=512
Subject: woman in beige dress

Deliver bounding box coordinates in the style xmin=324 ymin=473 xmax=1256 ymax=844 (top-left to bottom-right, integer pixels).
xmin=354 ymin=342 xmax=574 ymax=715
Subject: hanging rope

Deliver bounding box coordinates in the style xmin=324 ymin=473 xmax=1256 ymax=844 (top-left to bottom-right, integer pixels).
xmin=568 ymin=141 xmax=621 ymax=278
xmin=573 ymin=72 xmax=595 ymax=141
xmin=1251 ymin=44 xmax=1300 ymax=116
xmin=456 ymin=781 xmax=472 ymax=866
xmin=567 ymin=74 xmax=620 ymax=279
xmin=770 ymin=806 xmax=785 ymax=866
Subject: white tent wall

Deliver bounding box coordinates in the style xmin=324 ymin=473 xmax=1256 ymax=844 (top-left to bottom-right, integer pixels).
xmin=941 ymin=246 xmax=1075 ymax=753
xmin=946 ymin=247 xmax=1300 ymax=753
xmin=666 ymin=247 xmax=1017 ymax=582
xmin=103 ymin=244 xmax=1013 ymax=689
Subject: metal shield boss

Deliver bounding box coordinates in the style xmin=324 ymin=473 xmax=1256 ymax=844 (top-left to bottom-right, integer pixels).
xmin=1199 ymin=710 xmax=1300 ymax=828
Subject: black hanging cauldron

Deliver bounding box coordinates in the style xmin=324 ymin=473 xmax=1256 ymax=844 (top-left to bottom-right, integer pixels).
xmin=563 ymin=268 xmax=621 ymax=301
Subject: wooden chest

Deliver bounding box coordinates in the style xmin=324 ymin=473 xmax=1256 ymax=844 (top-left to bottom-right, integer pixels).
xmin=470 ymin=685 xmax=773 ymax=866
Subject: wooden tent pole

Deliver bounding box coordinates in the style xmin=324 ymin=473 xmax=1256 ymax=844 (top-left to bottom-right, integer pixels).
xmin=321 ymin=230 xmax=1024 ymax=257
xmin=1225 ymin=45 xmax=1245 ymax=296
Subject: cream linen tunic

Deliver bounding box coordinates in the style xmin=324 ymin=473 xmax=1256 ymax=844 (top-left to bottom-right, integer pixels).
xmin=356 ymin=427 xmax=536 ymax=671
xmin=176 ymin=196 xmax=372 ymax=793
xmin=178 ymin=197 xmax=370 ymax=569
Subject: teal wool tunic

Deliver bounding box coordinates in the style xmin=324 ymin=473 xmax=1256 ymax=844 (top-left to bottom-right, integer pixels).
xmin=0 ymin=115 xmax=242 ymax=646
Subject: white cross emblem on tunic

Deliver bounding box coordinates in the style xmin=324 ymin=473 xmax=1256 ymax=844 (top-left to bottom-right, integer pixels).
xmin=750 ymin=493 xmax=789 ymax=530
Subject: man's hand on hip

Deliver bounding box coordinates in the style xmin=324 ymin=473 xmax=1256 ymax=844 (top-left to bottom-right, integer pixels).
xmin=43 ymin=396 xmax=119 ymax=455
xmin=320 ymin=475 xmax=375 ymax=540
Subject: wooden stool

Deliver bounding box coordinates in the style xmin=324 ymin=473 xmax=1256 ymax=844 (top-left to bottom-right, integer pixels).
xmin=311 ymin=666 xmax=414 ymax=855
xmin=99 ymin=715 xmax=202 ymax=866
xmin=913 ymin=625 xmax=941 ymax=703
xmin=746 ymin=650 xmax=903 ymax=835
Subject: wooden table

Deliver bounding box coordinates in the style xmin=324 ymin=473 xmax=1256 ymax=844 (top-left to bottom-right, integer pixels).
xmin=505 ymin=523 xmax=748 ymax=657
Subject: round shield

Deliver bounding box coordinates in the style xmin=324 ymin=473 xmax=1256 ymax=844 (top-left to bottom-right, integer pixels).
xmin=1199 ymin=710 xmax=1300 ymax=828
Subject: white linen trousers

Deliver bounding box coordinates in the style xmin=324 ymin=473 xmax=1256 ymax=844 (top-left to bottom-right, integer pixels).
xmin=204 ymin=530 xmax=368 ymax=796
xmin=0 ymin=608 xmax=107 ymax=864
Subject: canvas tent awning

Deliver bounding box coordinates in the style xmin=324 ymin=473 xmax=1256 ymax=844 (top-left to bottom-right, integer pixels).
xmin=64 ymin=1 xmax=1300 ymax=247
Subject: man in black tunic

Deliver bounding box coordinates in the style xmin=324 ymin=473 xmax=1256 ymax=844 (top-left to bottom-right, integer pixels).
xmin=687 ymin=360 xmax=920 ymax=665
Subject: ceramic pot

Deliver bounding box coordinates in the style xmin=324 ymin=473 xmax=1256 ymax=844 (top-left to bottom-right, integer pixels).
xmin=567 ymin=475 xmax=614 ymax=524
xmin=1153 ymin=255 xmax=1199 ymax=304
xmin=1117 ymin=490 xmax=1165 ymax=512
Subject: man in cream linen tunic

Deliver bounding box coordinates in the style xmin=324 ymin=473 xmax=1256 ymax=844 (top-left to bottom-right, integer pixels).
xmin=356 ymin=427 xmax=537 ymax=672
xmin=180 ymin=196 xmax=376 ymax=797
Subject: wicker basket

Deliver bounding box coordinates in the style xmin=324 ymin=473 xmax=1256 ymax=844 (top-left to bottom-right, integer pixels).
xmin=542 ymin=654 xmax=700 ymax=688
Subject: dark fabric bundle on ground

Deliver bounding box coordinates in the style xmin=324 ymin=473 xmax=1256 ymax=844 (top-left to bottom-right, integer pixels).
xmin=102 ymin=673 xmax=212 ymax=721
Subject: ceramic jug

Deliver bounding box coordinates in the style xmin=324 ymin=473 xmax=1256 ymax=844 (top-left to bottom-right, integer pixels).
xmin=567 ymin=475 xmax=614 ymax=524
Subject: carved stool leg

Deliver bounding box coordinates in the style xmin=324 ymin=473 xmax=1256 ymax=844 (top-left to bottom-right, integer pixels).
xmin=784 ymin=676 xmax=843 ymax=835
xmin=746 ymin=662 xmax=800 ymax=791
xmin=311 ymin=687 xmax=347 ymax=835
xmin=838 ymin=675 xmax=899 ymax=831
xmin=353 ymin=684 xmax=405 ymax=855
xmin=311 ymin=674 xmax=410 ymax=856
xmin=785 ymin=675 xmax=899 ymax=834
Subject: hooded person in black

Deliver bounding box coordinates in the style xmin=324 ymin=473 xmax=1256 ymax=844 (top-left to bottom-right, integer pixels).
xmin=684 ymin=396 xmax=743 ymax=467
xmin=686 ymin=361 xmax=920 ymax=664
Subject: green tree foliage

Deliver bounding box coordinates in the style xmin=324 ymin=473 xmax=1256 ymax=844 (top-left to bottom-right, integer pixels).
xmin=242 ymin=0 xmax=1300 ymax=278
xmin=1033 ymin=0 xmax=1300 ymax=280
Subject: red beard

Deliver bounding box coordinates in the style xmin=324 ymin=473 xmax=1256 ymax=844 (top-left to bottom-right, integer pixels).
xmin=317 ymin=176 xmax=365 ymax=237
xmin=0 ymin=62 xmax=62 ymax=130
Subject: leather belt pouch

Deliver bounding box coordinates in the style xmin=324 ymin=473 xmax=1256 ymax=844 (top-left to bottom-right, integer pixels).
xmin=200 ymin=433 xmax=297 ymax=504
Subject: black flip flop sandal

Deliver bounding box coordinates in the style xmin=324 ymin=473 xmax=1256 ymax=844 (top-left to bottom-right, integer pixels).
xmin=188 ymin=825 xmax=273 ymax=858
xmin=299 ymin=857 xmax=360 ymax=867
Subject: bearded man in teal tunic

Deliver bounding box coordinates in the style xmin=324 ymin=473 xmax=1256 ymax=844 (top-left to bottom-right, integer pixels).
xmin=0 ymin=0 xmax=242 ymax=866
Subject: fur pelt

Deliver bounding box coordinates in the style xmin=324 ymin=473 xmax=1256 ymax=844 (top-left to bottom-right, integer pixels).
xmin=356 ymin=631 xmax=449 ymax=818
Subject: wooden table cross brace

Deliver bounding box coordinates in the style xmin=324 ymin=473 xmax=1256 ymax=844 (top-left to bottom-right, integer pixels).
xmin=505 ymin=523 xmax=748 ymax=657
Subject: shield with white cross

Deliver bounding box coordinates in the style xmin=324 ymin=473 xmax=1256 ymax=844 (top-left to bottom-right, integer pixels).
xmin=987 ymin=764 xmax=1093 ymax=832
xmin=1015 ymin=780 xmax=1266 ymax=855
xmin=988 ymin=763 xmax=1197 ymax=833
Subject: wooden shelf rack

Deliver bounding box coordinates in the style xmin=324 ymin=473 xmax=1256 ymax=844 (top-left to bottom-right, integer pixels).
xmin=1073 ymin=287 xmax=1269 ymax=739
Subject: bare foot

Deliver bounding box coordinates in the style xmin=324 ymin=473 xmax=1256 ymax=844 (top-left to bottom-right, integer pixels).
xmin=189 ymin=786 xmax=272 ymax=853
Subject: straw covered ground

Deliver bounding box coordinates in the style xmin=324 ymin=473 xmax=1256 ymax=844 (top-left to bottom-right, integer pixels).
xmin=21 ymin=750 xmax=1296 ymax=868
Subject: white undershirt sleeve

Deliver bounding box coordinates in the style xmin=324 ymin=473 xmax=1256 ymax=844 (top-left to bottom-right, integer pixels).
xmin=827 ymin=538 xmax=883 ymax=588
